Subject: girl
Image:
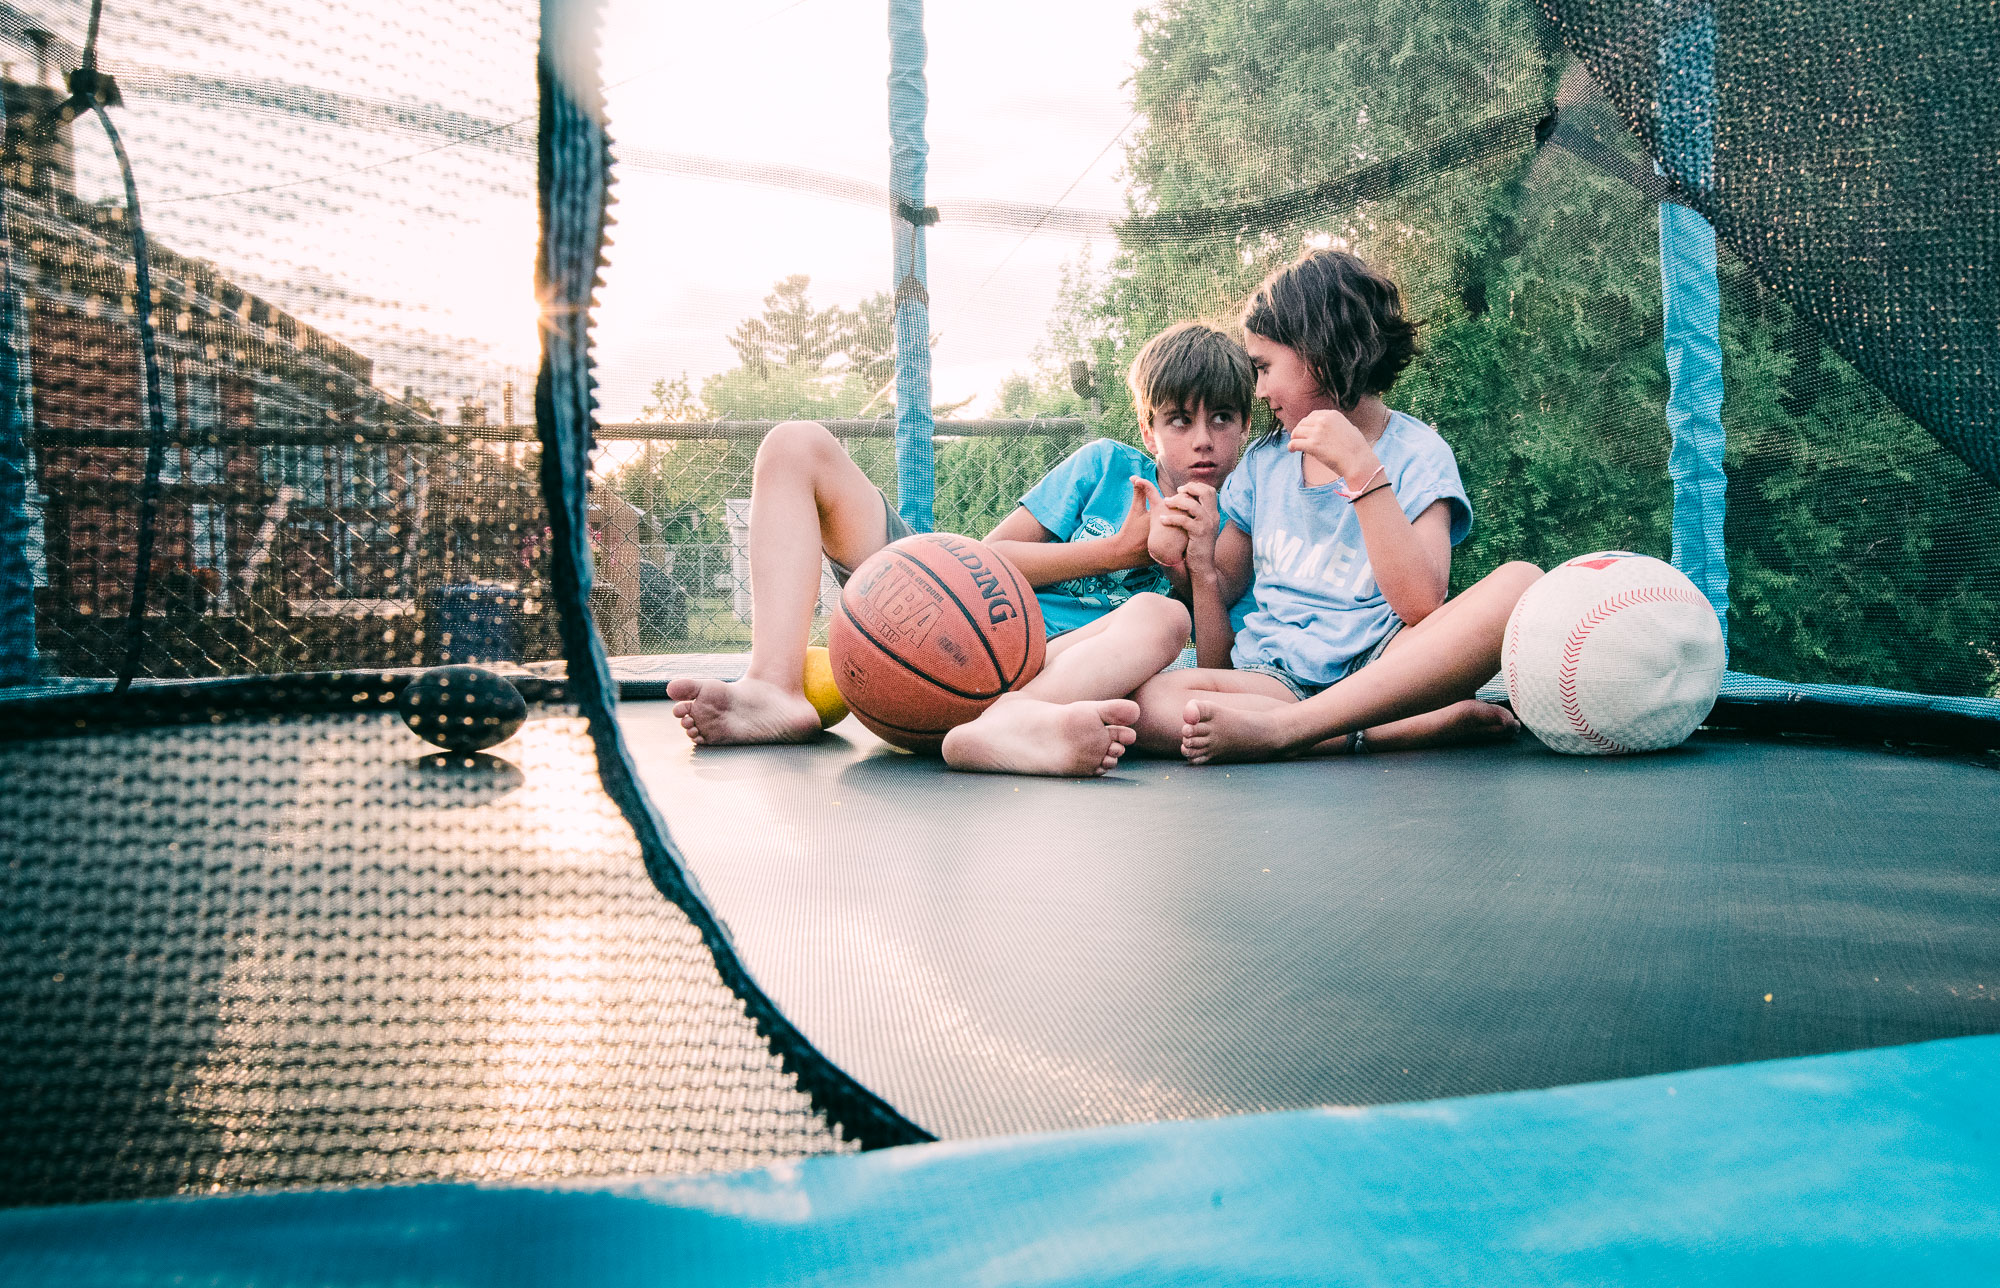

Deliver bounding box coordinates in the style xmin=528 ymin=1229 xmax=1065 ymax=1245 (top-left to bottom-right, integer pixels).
xmin=1134 ymin=249 xmax=1542 ymax=763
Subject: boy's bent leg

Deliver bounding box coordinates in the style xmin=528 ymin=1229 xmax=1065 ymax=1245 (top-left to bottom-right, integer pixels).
xmin=1181 ymin=562 xmax=1542 ymax=763
xmin=940 ymin=595 xmax=1186 ymax=777
xmin=1019 ymin=593 xmax=1189 ymax=705
xmin=940 ymin=698 xmax=1140 ymax=777
xmin=669 ymin=421 xmax=890 ymax=746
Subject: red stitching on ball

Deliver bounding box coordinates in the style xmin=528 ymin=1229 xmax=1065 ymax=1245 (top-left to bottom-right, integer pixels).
xmin=1504 ymin=600 xmax=1525 ymax=703
xmin=1558 ymin=585 xmax=1711 ymax=753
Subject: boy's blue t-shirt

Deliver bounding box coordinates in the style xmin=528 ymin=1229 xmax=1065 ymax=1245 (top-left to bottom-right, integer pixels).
xmin=1018 ymin=438 xmax=1175 ymax=637
xmin=1217 ymin=410 xmax=1472 ymax=685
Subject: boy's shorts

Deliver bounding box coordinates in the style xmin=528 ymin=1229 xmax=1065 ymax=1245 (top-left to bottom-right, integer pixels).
xmin=826 ymin=488 xmax=914 ymax=586
xmin=1234 ymin=620 xmax=1406 ymax=701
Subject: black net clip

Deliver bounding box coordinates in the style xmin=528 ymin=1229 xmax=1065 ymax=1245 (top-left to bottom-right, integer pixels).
xmin=62 ymin=66 xmax=123 ymax=114
xmin=894 ymin=198 xmax=940 ymax=227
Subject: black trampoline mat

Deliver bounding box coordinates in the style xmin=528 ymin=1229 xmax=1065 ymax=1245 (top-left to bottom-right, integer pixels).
xmin=622 ymin=702 xmax=2000 ymax=1139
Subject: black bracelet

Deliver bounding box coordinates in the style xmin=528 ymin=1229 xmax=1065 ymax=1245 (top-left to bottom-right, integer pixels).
xmin=1352 ymin=478 xmax=1393 ymax=501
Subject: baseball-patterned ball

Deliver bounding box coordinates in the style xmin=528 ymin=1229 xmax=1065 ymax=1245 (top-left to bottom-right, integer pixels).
xmin=1503 ymin=552 xmax=1725 ymax=755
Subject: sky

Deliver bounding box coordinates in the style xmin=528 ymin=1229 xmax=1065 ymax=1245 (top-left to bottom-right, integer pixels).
xmin=21 ymin=0 xmax=1143 ymax=423
xmin=594 ymin=0 xmax=1141 ymax=420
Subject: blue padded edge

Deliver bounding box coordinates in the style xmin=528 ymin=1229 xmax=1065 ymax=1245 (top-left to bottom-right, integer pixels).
xmin=1719 ymin=671 xmax=2000 ymax=723
xmin=889 ymin=0 xmax=935 ymax=533
xmin=3 ymin=1035 xmax=1996 ymax=1286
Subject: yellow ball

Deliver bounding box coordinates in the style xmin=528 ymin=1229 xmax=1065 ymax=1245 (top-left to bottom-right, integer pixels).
xmin=802 ymin=645 xmax=848 ymax=729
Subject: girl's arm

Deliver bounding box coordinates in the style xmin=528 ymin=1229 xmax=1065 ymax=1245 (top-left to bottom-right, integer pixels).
xmin=1190 ymin=523 xmax=1251 ymax=669
xmin=1350 ymin=492 xmax=1451 ymax=623
xmin=982 ymin=477 xmax=1161 ymax=587
xmin=1286 ymin=408 xmax=1450 ymax=622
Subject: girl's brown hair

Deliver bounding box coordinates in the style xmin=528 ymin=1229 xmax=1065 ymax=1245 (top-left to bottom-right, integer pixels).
xmin=1241 ymin=249 xmax=1420 ymax=410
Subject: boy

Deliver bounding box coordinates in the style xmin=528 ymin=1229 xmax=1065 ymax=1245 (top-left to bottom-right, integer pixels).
xmin=667 ymin=322 xmax=1255 ymax=776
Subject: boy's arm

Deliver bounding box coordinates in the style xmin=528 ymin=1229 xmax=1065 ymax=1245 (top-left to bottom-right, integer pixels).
xmin=982 ymin=477 xmax=1162 ymax=587
xmin=1160 ymin=485 xmax=1248 ymax=670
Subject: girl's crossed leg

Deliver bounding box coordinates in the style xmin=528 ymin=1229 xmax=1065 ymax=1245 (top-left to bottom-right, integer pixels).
xmin=1155 ymin=561 xmax=1542 ymax=764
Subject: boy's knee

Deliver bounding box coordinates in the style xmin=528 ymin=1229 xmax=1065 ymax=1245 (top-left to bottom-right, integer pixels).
xmin=1130 ymin=592 xmax=1191 ymax=645
xmin=754 ymin=420 xmax=839 ymax=480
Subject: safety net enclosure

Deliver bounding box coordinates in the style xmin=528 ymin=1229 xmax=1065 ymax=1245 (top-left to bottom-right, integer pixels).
xmin=2 ymin=0 xmax=1998 ymax=1260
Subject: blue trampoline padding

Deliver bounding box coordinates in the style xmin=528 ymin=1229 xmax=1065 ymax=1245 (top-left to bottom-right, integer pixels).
xmin=1720 ymin=670 xmax=2000 ymax=723
xmin=4 ymin=1036 xmax=1997 ymax=1286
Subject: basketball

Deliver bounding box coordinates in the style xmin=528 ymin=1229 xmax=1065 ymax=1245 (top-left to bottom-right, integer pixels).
xmin=828 ymin=534 xmax=1046 ymax=751
xmin=1503 ymin=551 xmax=1725 ymax=755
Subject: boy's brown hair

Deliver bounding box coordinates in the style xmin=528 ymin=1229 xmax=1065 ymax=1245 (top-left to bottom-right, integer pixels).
xmin=1125 ymin=322 xmax=1255 ymax=429
xmin=1241 ymin=249 xmax=1420 ymax=411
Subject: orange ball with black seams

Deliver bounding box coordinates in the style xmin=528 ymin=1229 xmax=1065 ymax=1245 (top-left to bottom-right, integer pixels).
xmin=828 ymin=534 xmax=1045 ymax=752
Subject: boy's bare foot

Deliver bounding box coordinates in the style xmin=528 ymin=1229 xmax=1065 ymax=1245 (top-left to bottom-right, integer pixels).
xmin=667 ymin=676 xmax=823 ymax=747
xmin=1360 ymin=699 xmax=1518 ymax=752
xmin=942 ymin=697 xmax=1140 ymax=777
xmin=1178 ymin=699 xmax=1297 ymax=764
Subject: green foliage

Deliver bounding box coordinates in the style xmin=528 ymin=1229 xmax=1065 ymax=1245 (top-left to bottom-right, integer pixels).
xmin=1063 ymin=0 xmax=1997 ymax=695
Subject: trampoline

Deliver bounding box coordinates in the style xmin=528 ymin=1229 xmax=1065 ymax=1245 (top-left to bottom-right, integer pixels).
xmin=3 ymin=0 xmax=1999 ymax=1277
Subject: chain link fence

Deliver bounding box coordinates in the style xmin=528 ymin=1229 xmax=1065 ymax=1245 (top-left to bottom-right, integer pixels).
xmin=589 ymin=419 xmax=1091 ymax=654
xmin=18 ymin=418 xmax=1093 ymax=682
xmin=26 ymin=425 xmax=560 ymax=681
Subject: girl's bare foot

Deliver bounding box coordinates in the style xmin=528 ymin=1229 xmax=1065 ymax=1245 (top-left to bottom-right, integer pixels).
xmin=942 ymin=697 xmax=1140 ymax=777
xmin=666 ymin=676 xmax=823 ymax=746
xmin=1178 ymin=699 xmax=1298 ymax=764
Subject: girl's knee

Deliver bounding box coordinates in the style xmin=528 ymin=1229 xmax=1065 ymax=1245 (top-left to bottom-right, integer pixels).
xmin=1494 ymin=560 xmax=1543 ymax=598
xmin=1473 ymin=560 xmax=1541 ymax=606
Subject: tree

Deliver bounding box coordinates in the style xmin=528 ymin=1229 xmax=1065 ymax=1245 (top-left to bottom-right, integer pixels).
xmin=641 ymin=373 xmax=703 ymax=423
xmin=607 ymin=278 xmax=901 ymax=552
xmin=1047 ymin=0 xmax=1997 ymax=695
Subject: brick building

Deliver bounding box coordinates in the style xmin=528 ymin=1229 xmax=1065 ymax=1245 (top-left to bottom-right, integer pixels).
xmin=0 ymin=71 xmax=592 ymax=677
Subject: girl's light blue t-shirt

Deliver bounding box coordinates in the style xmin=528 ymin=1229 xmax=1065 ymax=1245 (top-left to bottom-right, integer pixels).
xmin=1018 ymin=438 xmax=1175 ymax=637
xmin=1217 ymin=411 xmax=1472 ymax=685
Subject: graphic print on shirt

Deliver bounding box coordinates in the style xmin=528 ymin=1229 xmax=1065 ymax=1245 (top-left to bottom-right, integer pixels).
xmin=1252 ymin=527 xmax=1377 ymax=599
xmin=1050 ymin=514 xmax=1143 ymax=608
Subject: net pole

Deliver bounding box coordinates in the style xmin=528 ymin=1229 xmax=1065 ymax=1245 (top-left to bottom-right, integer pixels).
xmin=888 ymin=0 xmax=935 ymax=534
xmin=1657 ymin=0 xmax=1729 ymax=649
xmin=0 ymin=88 xmax=39 ymax=685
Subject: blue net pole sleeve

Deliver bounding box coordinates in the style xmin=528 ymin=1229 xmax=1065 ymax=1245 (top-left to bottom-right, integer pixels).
xmin=0 ymin=89 xmax=39 ymax=686
xmin=888 ymin=0 xmax=934 ymax=534
xmin=1657 ymin=1 xmax=1728 ymax=648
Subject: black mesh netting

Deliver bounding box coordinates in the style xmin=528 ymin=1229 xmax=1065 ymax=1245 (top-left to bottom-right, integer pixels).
xmin=0 ymin=705 xmax=852 ymax=1206
xmin=1539 ymin=0 xmax=1998 ymax=484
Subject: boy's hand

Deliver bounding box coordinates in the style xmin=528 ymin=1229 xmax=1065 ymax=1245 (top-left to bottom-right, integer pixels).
xmin=1148 ymin=488 xmax=1190 ymax=569
xmin=1111 ymin=476 xmax=1164 ymax=569
xmin=1160 ymin=482 xmax=1220 ymax=571
xmin=1289 ymin=408 xmax=1381 ymax=490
